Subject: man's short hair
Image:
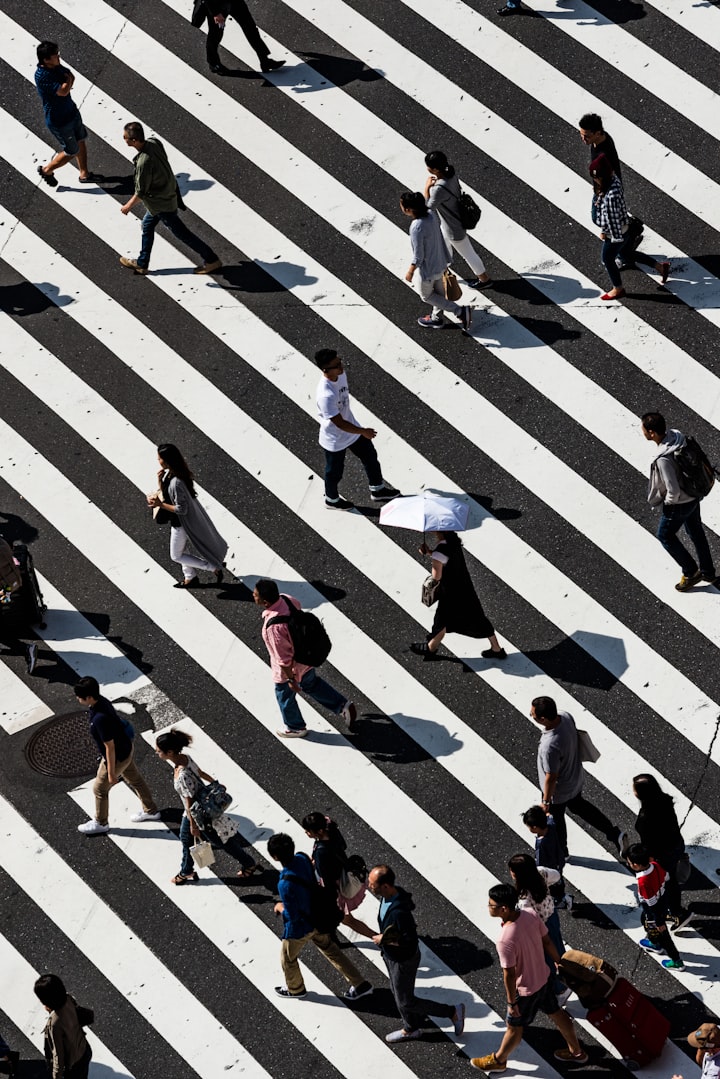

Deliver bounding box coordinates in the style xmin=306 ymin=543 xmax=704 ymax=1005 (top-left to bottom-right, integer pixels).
xmin=641 ymin=411 xmax=666 ymax=438
xmin=625 ymin=843 xmax=650 ymax=867
xmin=34 ymin=973 xmax=67 ymax=1011
xmin=37 ymin=41 xmax=59 ymax=64
xmin=74 ymin=675 xmax=100 ymax=700
xmin=531 ymin=696 xmax=557 ymax=722
xmin=314 ymin=348 xmax=337 ymax=370
xmin=123 ymin=121 xmax=145 ymax=143
xmin=489 ymin=883 xmax=518 ymax=909
xmin=371 ymin=864 xmax=395 ymax=887
xmin=579 ymin=112 xmax=603 ymax=132
xmin=522 ymin=805 xmax=548 ymax=829
xmin=255 ymin=578 xmax=279 ymax=604
xmin=267 ymin=832 xmax=295 ymax=864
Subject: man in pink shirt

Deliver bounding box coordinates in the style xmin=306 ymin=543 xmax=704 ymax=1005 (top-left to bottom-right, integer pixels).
xmin=471 ymin=883 xmax=586 ymax=1073
xmin=253 ymin=578 xmax=356 ymax=739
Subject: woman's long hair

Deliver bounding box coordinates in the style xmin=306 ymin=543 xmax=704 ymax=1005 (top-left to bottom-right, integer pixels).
xmin=508 ymin=852 xmax=548 ymax=904
xmin=437 ymin=530 xmax=463 ymax=552
xmin=158 ymin=443 xmax=196 ymax=498
xmin=425 ymin=149 xmax=455 ymax=179
xmin=633 ymin=773 xmax=673 ymax=811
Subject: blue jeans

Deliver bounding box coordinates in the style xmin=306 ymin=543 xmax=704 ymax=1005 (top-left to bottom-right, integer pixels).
xmin=138 ymin=210 xmax=218 ymax=270
xmin=657 ymin=500 xmax=714 ymax=578
xmin=179 ymin=813 xmax=254 ymax=876
xmin=600 ymin=239 xmax=624 ymax=288
xmin=324 ymin=437 xmax=383 ymax=501
xmin=274 ymin=667 xmax=346 ymax=731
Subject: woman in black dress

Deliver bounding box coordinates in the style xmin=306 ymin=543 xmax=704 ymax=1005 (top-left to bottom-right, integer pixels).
xmin=410 ymin=530 xmax=506 ymax=661
xmin=632 ymin=773 xmax=692 ymax=930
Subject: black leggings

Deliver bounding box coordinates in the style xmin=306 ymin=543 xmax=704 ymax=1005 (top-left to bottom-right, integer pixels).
xmin=205 ymin=1 xmax=270 ymax=65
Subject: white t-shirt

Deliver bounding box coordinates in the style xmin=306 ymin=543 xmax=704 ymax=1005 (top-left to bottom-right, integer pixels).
xmin=316 ymin=372 xmax=360 ymax=451
xmin=702 ymin=1051 xmax=720 ymax=1079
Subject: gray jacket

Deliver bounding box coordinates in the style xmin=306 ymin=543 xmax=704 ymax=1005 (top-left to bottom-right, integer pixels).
xmin=169 ymin=476 xmax=228 ymax=565
xmin=409 ymin=211 xmax=450 ymax=280
xmin=427 ymin=174 xmax=465 ymax=241
xmin=647 ymin=430 xmax=694 ymax=507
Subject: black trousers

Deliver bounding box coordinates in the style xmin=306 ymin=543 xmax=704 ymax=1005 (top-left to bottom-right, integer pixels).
xmin=206 ymin=1 xmax=270 ymax=65
xmin=551 ymin=790 xmax=617 ymax=856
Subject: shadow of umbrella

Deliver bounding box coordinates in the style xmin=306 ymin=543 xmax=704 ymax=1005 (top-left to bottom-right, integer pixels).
xmin=523 ymin=635 xmax=622 ymax=691
xmin=569 ymin=630 xmax=628 ymax=683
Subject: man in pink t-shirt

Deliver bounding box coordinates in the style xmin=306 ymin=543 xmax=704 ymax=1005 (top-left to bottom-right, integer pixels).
xmin=470 ymin=884 xmax=586 ymax=1073
xmin=253 ymin=578 xmax=356 ymax=739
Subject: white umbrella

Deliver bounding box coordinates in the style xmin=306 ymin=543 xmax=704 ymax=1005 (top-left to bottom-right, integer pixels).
xmin=378 ymin=491 xmax=470 ymax=532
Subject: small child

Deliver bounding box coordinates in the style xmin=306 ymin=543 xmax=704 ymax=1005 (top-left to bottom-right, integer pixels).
xmin=523 ymin=805 xmax=572 ymax=909
xmin=625 ymin=843 xmax=684 ymax=970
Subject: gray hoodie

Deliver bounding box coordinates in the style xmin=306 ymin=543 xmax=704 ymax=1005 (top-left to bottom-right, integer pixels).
xmin=647 ymin=430 xmax=694 ymax=507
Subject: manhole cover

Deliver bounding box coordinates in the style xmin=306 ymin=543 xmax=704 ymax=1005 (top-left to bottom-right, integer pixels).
xmin=25 ymin=710 xmax=98 ymax=778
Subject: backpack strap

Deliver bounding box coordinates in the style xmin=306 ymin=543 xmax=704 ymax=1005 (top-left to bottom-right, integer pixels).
xmin=266 ymin=595 xmax=295 ymax=628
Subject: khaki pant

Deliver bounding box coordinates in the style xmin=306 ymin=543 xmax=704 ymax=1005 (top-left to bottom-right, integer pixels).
xmin=93 ymin=749 xmax=157 ymax=826
xmin=281 ymin=931 xmax=363 ymax=994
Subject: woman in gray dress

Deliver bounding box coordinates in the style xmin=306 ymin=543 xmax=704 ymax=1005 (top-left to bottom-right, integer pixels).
xmin=148 ymin=443 xmax=228 ymax=589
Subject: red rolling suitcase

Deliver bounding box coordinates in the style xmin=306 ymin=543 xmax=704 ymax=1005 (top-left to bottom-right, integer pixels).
xmin=587 ymin=977 xmax=670 ymax=1068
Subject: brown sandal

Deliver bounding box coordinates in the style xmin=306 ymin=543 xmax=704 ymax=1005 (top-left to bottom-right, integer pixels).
xmin=237 ymin=864 xmax=261 ymax=879
xmin=171 ymin=872 xmax=198 ymax=885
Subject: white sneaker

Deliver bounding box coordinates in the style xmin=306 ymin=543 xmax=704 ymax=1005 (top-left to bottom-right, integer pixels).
xmin=341 ymin=701 xmax=357 ymax=726
xmin=78 ymin=819 xmax=110 ymax=835
xmin=277 ymin=728 xmax=308 ymax=738
xmin=130 ymin=811 xmax=162 ymax=823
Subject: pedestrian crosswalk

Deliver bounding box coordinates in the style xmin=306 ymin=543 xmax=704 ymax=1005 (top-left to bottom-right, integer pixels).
xmin=1 ymin=0 xmax=719 ymax=1074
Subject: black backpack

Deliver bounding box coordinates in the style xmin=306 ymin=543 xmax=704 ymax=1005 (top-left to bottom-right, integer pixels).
xmin=673 ymin=436 xmax=717 ymax=500
xmin=457 ymin=189 xmax=481 ymax=231
xmin=285 ymin=854 xmax=344 ymax=933
xmin=268 ymin=596 xmax=332 ymax=668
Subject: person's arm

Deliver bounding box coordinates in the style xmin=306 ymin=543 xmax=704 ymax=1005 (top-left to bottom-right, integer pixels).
xmin=430 ymin=556 xmax=444 ymax=582
xmin=329 ymin=413 xmax=377 ymax=440
xmin=104 ymin=740 xmax=117 ymax=785
xmin=120 ymin=193 xmax=142 ymax=215
xmin=184 ymin=795 xmax=201 ymax=838
xmin=55 ymin=67 xmax=75 ymax=97
xmin=542 ymin=771 xmax=558 ymax=807
xmin=424 ymin=175 xmax=437 ymax=199
xmin=657 ymin=456 xmax=685 ymax=505
xmin=405 ymin=222 xmax=423 ymax=282
xmin=502 ymin=966 xmax=520 ymax=1020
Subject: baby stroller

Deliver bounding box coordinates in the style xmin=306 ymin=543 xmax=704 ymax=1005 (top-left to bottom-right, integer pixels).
xmin=0 ymin=537 xmax=47 ymax=630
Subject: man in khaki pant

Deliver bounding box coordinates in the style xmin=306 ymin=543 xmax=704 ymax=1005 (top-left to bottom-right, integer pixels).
xmin=268 ymin=833 xmax=373 ymax=1001
xmin=74 ymin=676 xmax=160 ymax=836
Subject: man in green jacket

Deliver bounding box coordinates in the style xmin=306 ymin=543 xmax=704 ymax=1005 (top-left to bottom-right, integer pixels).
xmin=119 ymin=121 xmax=222 ymax=276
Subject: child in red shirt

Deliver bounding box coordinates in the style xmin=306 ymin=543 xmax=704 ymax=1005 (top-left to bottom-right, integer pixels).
xmin=626 ymin=843 xmax=684 ymax=969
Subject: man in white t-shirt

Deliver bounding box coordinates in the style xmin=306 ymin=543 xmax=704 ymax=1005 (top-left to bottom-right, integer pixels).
xmin=687 ymin=1023 xmax=720 ymax=1078
xmin=314 ymin=349 xmax=399 ymax=510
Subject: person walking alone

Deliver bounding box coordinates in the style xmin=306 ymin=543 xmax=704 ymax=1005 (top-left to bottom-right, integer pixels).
xmin=193 ymin=0 xmax=284 ymax=75
xmin=531 ymin=695 xmax=627 ymax=859
xmin=424 ymin=150 xmax=492 ymax=290
xmin=35 ymin=42 xmax=97 ymax=188
xmin=253 ymin=578 xmax=357 ymax=738
xmin=74 ymin=676 xmax=160 ymax=836
xmin=361 ymin=864 xmax=465 ymax=1045
xmin=34 ymin=974 xmax=92 ymax=1079
xmin=642 ymin=411 xmax=716 ymax=591
xmin=399 ymin=192 xmax=473 ymax=333
xmin=119 ymin=122 xmax=222 ymax=276
xmin=314 ymin=349 xmax=399 ymax=510
xmin=148 ymin=443 xmax=228 ymax=589
xmin=409 ymin=530 xmax=506 ymax=662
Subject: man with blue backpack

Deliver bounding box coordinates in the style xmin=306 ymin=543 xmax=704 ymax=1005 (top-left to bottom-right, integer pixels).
xmin=642 ymin=411 xmax=717 ymax=592
xmin=74 ymin=676 xmax=160 ymax=835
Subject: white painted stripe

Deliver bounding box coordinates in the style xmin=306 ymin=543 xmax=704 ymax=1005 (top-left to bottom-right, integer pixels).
xmin=0 ymin=932 xmax=136 ymax=1078
xmin=5 ymin=301 xmax=720 ymax=891
xmin=629 ymin=0 xmax=720 ymax=56
xmin=0 ymin=793 xmax=271 ymax=1077
xmin=0 ymin=658 xmax=53 ymax=733
xmin=2 ymin=184 xmax=720 ymax=765
xmin=0 ymin=424 xmax=717 ymax=1028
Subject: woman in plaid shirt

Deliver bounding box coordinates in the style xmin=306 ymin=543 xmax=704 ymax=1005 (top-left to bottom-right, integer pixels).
xmin=590 ymin=153 xmax=670 ymax=301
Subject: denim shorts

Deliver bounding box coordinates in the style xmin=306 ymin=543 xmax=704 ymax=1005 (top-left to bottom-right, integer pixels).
xmin=508 ymin=976 xmax=560 ymax=1028
xmin=47 ymin=113 xmax=88 ymax=156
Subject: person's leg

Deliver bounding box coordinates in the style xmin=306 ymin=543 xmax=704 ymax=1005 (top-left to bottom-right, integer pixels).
xmin=493 ymin=1021 xmax=525 ymax=1064
xmin=347 ymin=436 xmax=383 ymax=489
xmin=682 ymin=503 xmax=715 ymax=578
xmin=600 ymin=239 xmax=624 ymax=289
xmin=384 ymin=951 xmax=425 ymax=1031
xmin=324 ymin=448 xmax=346 ymax=502
xmin=653 ymin=923 xmax=682 ymax=964
xmin=93 ymin=759 xmax=112 ymax=826
xmin=138 ymin=211 xmax=160 ymax=270
xmin=178 ymin=813 xmax=196 ymax=876
xmin=544 ymin=911 xmax=567 ymax=993
xmin=451 ymin=233 xmax=488 ymax=279
xmin=274 ymin=680 xmax=306 ymax=732
xmin=549 ymin=801 xmax=569 ymax=857
xmin=656 ymin=509 xmax=698 ymax=576
xmin=215 ymin=827 xmax=255 ymax=871
xmin=281 ymin=935 xmax=311 ymax=994
xmin=312 ymin=931 xmax=365 ymax=987
xmin=170 ymin=525 xmax=214 ymax=579
xmin=66 ymin=1043 xmax=92 ymax=1079
xmin=298 ymin=668 xmax=345 ymax=714
xmin=565 ymin=790 xmax=619 ymax=845
xmin=116 ymin=752 xmax=158 ymax=814
xmin=229 ymin=0 xmax=270 ymax=61
xmin=76 ymin=138 xmax=89 ymax=179
xmin=205 ymin=12 xmax=223 ymax=65
xmin=547 ymin=1007 xmax=583 ymax=1054
xmin=41 ymin=149 xmax=73 ymax=176
xmin=159 ymin=211 xmax=219 ymax=266
xmin=414 ymin=275 xmax=462 ymax=320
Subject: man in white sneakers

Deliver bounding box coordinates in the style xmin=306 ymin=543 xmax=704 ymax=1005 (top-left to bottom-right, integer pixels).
xmin=74 ymin=676 xmax=161 ymax=835
xmin=314 ymin=349 xmax=399 ymax=510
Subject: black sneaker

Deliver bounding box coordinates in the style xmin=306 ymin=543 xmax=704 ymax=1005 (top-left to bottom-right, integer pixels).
xmin=344 ymin=981 xmax=373 ymax=1001
xmin=275 ymin=986 xmax=307 ymax=998
xmin=370 ymin=484 xmax=400 ymax=502
xmin=208 ymin=62 xmax=228 ymax=74
xmin=260 ymin=58 xmax=286 ymax=73
xmin=467 ymin=277 xmax=494 ymax=290
xmin=325 ymin=497 xmax=354 ymax=510
xmin=700 ymin=572 xmax=718 ymax=585
xmin=481 ymin=647 xmax=507 ymax=660
xmin=37 ymin=165 xmax=58 ymax=187
xmin=676 ymin=569 xmax=702 ymax=592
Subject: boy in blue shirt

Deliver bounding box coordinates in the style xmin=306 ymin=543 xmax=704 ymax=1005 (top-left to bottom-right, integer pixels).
xmin=35 ymin=40 xmax=97 ymax=187
xmin=523 ymin=805 xmax=572 ymax=909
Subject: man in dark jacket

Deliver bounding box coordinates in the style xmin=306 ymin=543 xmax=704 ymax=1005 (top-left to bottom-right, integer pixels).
xmin=365 ymin=864 xmax=465 ymax=1044
xmin=193 ymin=0 xmax=284 ymax=75
xmin=268 ymin=833 xmax=372 ymax=1001
xmin=119 ymin=121 xmax=222 ymax=276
